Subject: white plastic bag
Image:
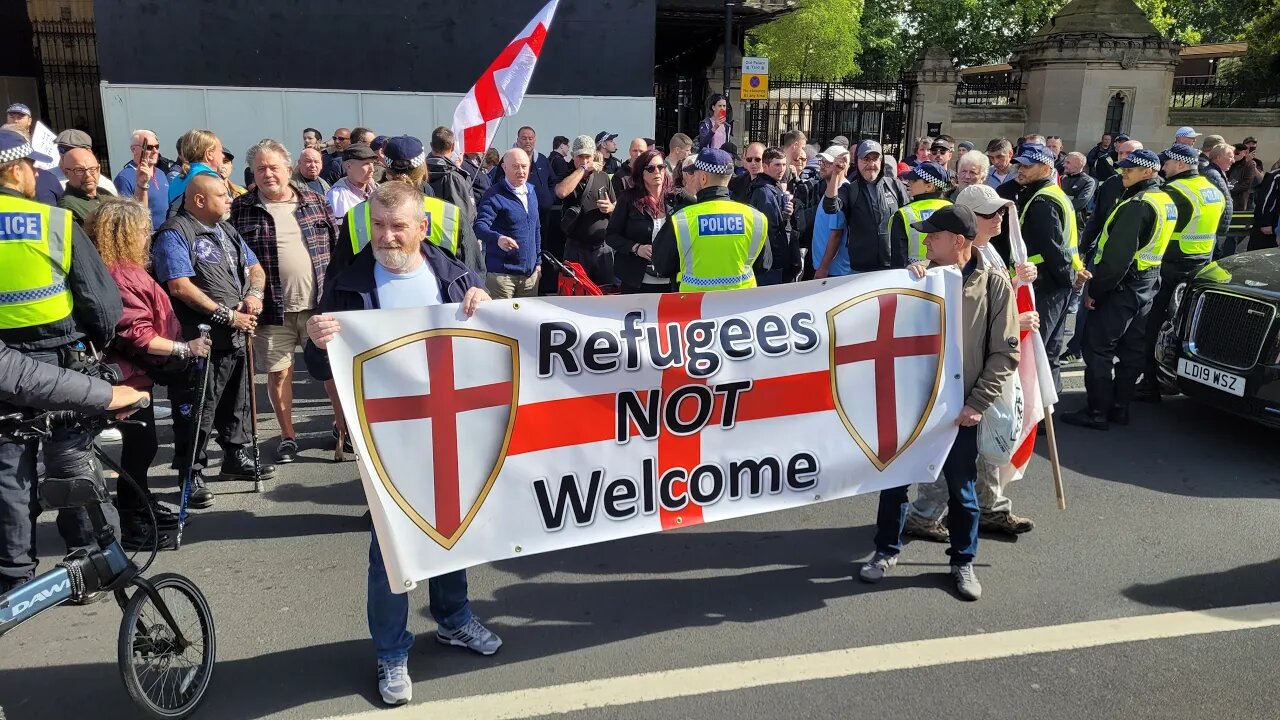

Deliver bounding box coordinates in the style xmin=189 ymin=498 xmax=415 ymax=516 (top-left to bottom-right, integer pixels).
xmin=978 ymin=371 xmax=1024 ymax=466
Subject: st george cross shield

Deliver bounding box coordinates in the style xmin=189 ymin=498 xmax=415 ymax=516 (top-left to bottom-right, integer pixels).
xmin=352 ymin=329 xmax=519 ymax=549
xmin=827 ymin=289 xmax=946 ymax=471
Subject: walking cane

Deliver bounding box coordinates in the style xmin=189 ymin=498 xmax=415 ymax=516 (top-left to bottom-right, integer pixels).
xmin=244 ymin=331 xmax=265 ymax=493
xmin=175 ymin=324 xmax=213 ymax=550
xmin=1044 ymin=411 xmax=1067 ymax=510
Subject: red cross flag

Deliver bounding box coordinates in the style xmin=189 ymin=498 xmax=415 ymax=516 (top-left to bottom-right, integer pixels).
xmin=451 ymin=0 xmax=560 ymax=156
xmin=328 ymin=272 xmax=965 ymax=590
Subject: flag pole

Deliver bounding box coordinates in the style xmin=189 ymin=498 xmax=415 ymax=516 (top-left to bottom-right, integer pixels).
xmin=1043 ymin=411 xmax=1066 ymax=510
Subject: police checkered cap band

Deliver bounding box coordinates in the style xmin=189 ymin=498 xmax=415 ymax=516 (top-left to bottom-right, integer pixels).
xmin=406 ymin=151 xmax=426 ymax=169
xmin=1162 ymin=144 xmax=1198 ymax=164
xmin=693 ymin=148 xmax=735 ymax=175
xmin=0 ymin=141 xmax=35 ymax=164
xmin=694 ymin=158 xmax=734 ymax=174
xmin=1016 ymin=144 xmax=1055 ymax=166
xmin=1119 ymin=150 xmax=1161 ymax=170
xmin=907 ymin=162 xmax=949 ymax=189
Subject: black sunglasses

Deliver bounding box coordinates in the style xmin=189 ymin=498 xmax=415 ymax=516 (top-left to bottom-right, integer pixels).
xmin=745 ymin=157 xmax=762 ymax=163
xmin=1246 ymin=145 xmax=1258 ymax=152
xmin=976 ymin=207 xmax=1008 ymax=219
xmin=644 ymin=164 xmax=665 ymax=174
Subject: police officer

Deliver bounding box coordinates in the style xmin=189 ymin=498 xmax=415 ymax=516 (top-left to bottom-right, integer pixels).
xmin=330 ymin=136 xmax=484 ymax=284
xmin=0 ymin=129 xmax=125 ymax=593
xmin=1012 ymin=142 xmax=1080 ymax=392
xmin=1063 ymin=149 xmax=1175 ymax=431
xmin=1134 ymin=143 xmax=1225 ymax=402
xmin=152 ymin=174 xmax=276 ymax=509
xmin=652 ymin=147 xmax=772 ymax=291
xmin=891 ymin=161 xmax=951 ymax=267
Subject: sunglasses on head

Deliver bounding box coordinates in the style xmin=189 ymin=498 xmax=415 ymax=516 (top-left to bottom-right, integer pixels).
xmin=644 ymin=164 xmax=665 ymax=174
xmin=976 ymin=207 xmax=1007 ymax=219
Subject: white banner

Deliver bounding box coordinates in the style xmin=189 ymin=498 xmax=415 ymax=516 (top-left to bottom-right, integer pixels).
xmin=328 ymin=270 xmax=964 ymax=591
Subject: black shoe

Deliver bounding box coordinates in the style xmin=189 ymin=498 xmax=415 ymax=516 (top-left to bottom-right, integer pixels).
xmin=1132 ymin=384 xmax=1162 ymax=403
xmin=1060 ymin=408 xmax=1109 ymax=431
xmin=333 ymin=424 xmax=354 ymax=454
xmin=188 ymin=472 xmax=215 ymax=510
xmin=276 ymin=437 xmax=298 ymax=464
xmin=219 ymin=448 xmax=277 ymax=480
xmin=120 ymin=520 xmax=172 ymax=552
xmin=146 ymin=495 xmax=181 ymax=529
xmin=1108 ymin=406 xmax=1130 ymax=426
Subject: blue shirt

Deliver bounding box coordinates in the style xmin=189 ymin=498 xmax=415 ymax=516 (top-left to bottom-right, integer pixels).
xmin=373 ymin=256 xmax=443 ymax=309
xmin=151 ymin=226 xmax=260 ymax=284
xmin=812 ymin=179 xmax=851 ymax=276
xmin=167 ymin=163 xmax=220 ymax=204
xmin=114 ymin=162 xmax=171 ymax=228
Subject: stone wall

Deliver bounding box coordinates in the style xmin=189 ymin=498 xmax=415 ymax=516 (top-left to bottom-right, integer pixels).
xmin=1164 ymin=109 xmax=1280 ymax=166
xmin=950 ymin=106 xmax=1028 ymax=147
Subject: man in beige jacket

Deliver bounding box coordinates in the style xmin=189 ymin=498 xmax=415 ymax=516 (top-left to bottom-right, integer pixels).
xmin=858 ymin=204 xmax=1020 ymax=601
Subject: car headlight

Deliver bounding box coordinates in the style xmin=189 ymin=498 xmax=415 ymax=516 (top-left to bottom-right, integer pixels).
xmin=1168 ymin=282 xmax=1188 ymax=317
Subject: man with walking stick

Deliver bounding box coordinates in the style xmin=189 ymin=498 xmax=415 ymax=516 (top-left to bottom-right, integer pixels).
xmin=152 ymin=174 xmax=276 ymax=509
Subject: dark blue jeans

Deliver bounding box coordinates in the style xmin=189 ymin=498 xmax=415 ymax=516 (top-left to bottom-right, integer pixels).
xmin=874 ymin=425 xmax=979 ymax=566
xmin=367 ymin=528 xmax=472 ymax=662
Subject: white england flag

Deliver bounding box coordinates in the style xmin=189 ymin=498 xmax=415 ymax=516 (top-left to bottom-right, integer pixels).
xmin=327 ymin=271 xmax=965 ymax=590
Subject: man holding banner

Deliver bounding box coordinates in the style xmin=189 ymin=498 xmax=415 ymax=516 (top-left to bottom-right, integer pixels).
xmin=860 ymin=204 xmax=1020 ymax=601
xmin=305 ymin=182 xmax=500 ymax=707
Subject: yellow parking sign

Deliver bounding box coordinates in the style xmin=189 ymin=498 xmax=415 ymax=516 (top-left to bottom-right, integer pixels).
xmin=741 ymin=57 xmax=769 ymax=100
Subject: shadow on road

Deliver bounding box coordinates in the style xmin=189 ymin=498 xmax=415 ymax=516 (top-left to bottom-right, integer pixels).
xmin=1045 ymin=396 xmax=1280 ymax=499
xmin=1122 ymin=557 xmax=1280 ymax=611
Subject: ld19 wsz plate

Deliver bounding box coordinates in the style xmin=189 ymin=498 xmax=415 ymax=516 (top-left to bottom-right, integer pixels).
xmin=1178 ymin=358 xmax=1246 ymax=397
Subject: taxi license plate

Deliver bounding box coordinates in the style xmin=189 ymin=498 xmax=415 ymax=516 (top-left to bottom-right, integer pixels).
xmin=1177 ymin=358 xmax=1246 ymax=397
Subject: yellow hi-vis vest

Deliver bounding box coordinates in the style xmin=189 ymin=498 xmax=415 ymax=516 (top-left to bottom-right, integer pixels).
xmin=348 ymin=196 xmax=462 ymax=255
xmin=1164 ymin=175 xmax=1225 ymax=258
xmin=1026 ymin=183 xmax=1082 ymax=272
xmin=898 ymin=198 xmax=951 ymax=263
xmin=1094 ymin=188 xmax=1177 ymax=272
xmin=0 ymin=194 xmax=74 ymax=330
xmin=671 ymin=199 xmax=767 ymax=291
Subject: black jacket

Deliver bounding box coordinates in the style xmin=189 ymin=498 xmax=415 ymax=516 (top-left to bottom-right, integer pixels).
xmin=156 ymin=211 xmax=253 ymax=350
xmin=822 ymin=173 xmax=908 ymax=271
xmin=1091 ymin=178 xmax=1162 ymax=300
xmin=748 ymin=174 xmax=800 ymax=273
xmin=0 ymin=338 xmax=113 ymax=412
xmin=728 ymin=171 xmax=755 ymax=203
xmin=652 ymin=186 xmax=773 ymax=280
xmin=426 ymin=154 xmax=477 ymax=222
xmin=305 ymin=241 xmax=481 ymax=383
xmin=1060 ymin=171 xmax=1096 ymax=228
xmin=1016 ymin=178 xmax=1073 ymax=291
xmin=1250 ymin=169 xmax=1280 ymax=249
xmin=606 ymin=192 xmax=676 ymax=289
xmin=320 ymin=151 xmax=345 ymax=186
xmin=1082 ymin=174 xmax=1126 ymax=256
xmin=1086 ymin=143 xmax=1111 ymax=177
xmin=0 ymin=187 xmax=122 ymax=353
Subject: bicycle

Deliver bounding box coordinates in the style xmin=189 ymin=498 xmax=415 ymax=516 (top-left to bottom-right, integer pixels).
xmin=0 ymin=406 xmax=216 ymax=719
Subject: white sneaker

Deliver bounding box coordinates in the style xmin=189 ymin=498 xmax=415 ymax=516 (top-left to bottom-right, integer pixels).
xmin=154 ymin=403 xmax=172 ymax=420
xmin=98 ymin=427 xmax=123 ymax=443
xmin=951 ymin=563 xmax=982 ymax=601
xmin=376 ymin=657 xmax=412 ymax=706
xmin=858 ymin=552 xmax=898 ymax=583
xmin=436 ymin=617 xmax=503 ymax=655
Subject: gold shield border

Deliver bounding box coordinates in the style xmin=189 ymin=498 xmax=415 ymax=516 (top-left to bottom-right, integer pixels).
xmin=352 ymin=328 xmax=520 ymax=550
xmin=827 ymin=288 xmax=946 ymax=472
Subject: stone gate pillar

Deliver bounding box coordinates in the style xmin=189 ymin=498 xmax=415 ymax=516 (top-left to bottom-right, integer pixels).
xmin=907 ymin=47 xmax=959 ymax=142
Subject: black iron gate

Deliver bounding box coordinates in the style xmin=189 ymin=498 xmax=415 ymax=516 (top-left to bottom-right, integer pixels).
xmin=30 ymin=20 xmax=108 ymax=169
xmin=743 ymin=77 xmax=912 ymax=159
xmin=654 ymin=74 xmax=706 ymax=150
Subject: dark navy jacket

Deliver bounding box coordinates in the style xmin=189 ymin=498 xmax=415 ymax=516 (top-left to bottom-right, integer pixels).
xmin=474 ymin=179 xmax=542 ymax=275
xmin=304 ymin=241 xmax=480 ymax=383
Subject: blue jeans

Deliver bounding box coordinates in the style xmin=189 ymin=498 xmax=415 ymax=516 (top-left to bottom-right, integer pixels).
xmin=873 ymin=425 xmax=979 ymax=565
xmin=367 ymin=529 xmax=472 ymax=662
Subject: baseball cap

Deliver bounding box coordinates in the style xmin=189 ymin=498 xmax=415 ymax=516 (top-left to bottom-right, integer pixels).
xmin=222 ymin=149 xmax=234 ymax=162
xmin=830 ymin=135 xmax=851 ymax=148
xmin=594 ymin=131 xmax=618 ymax=145
xmin=692 ymin=147 xmax=734 ymax=175
xmin=818 ymin=144 xmax=851 ymax=162
xmin=6 ymin=103 xmax=31 ymax=117
xmin=958 ymin=140 xmax=975 ymax=152
xmin=855 ymin=139 xmax=882 ymax=160
xmin=1012 ymin=143 xmax=1055 ymax=166
xmin=1200 ymin=134 xmax=1225 ymax=150
xmin=0 ymin=129 xmax=51 ymax=164
xmin=901 ymin=161 xmax=950 ymax=189
xmin=342 ymin=143 xmax=378 ymax=161
xmin=1159 ymin=144 xmax=1198 ymax=165
xmin=954 ymin=184 xmax=1012 ymax=216
xmin=54 ymin=128 xmax=93 ymax=149
xmin=371 ymin=135 xmax=389 ymax=151
xmin=571 ymin=134 xmax=595 ymax=157
xmin=1175 ymin=126 xmax=1200 ymax=139
xmin=1113 ymin=133 xmax=1131 ymax=145
xmin=910 ymin=204 xmax=978 ymax=239
xmin=930 ymin=138 xmax=954 ymax=152
xmin=1117 ymin=148 xmax=1161 ymax=170
xmin=383 ymin=136 xmax=426 ymax=171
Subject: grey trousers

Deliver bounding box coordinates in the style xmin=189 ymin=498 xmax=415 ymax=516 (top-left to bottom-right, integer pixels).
xmin=909 ymin=456 xmax=1011 ymax=522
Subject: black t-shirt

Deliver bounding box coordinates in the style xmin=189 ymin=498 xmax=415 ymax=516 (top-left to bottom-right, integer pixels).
xmin=567 ymin=171 xmax=615 ymax=246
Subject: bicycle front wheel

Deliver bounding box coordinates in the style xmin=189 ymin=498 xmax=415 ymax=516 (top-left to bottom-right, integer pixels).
xmin=117 ymin=572 xmax=216 ymax=719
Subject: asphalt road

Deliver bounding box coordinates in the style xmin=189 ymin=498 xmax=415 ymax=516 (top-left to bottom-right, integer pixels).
xmin=1 ymin=364 xmax=1278 ymax=720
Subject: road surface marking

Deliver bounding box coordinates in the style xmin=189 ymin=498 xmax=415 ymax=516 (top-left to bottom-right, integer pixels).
xmin=325 ymin=601 xmax=1280 ymax=720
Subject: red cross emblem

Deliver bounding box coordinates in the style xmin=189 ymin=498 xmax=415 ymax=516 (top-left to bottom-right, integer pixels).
xmin=828 ymin=289 xmax=945 ymax=470
xmin=353 ymin=330 xmax=518 ymax=549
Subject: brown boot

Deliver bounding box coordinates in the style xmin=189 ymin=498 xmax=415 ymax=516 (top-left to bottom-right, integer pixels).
xmin=904 ymin=513 xmax=950 ymax=542
xmin=980 ymin=510 xmax=1035 ymax=535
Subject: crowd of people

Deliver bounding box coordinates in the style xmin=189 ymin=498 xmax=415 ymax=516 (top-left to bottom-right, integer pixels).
xmin=2 ymin=90 xmax=1280 ymax=706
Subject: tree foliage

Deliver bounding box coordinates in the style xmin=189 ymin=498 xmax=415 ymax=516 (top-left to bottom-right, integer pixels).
xmin=1233 ymin=0 xmax=1280 ymax=83
xmin=746 ymin=0 xmax=864 ymax=80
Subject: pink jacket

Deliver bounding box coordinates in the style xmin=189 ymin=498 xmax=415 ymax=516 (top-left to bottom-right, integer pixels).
xmin=105 ymin=263 xmax=182 ymax=389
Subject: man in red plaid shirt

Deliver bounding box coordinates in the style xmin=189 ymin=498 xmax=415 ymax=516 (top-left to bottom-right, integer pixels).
xmin=230 ymin=138 xmax=343 ymax=463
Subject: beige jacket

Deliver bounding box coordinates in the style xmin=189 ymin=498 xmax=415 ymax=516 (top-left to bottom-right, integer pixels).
xmin=936 ymin=253 xmax=1021 ymax=413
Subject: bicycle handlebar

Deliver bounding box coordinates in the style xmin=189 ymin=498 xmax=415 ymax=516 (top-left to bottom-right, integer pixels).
xmin=0 ymin=398 xmax=149 ymax=441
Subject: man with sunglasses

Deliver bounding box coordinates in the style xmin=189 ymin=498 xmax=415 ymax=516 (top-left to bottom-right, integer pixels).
xmin=729 ymin=142 xmax=765 ymax=203
xmin=114 ymin=129 xmax=170 ymax=228
xmin=1228 ymin=138 xmax=1263 ymax=210
xmin=321 ymin=128 xmax=352 ymax=185
xmin=822 ymin=140 xmax=908 ymax=274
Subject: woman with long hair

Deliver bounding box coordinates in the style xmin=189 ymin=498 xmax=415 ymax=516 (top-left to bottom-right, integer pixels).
xmin=167 ymin=128 xmax=225 ymax=205
xmin=606 ymin=148 xmax=676 ymax=293
xmin=697 ymin=94 xmax=733 ymax=151
xmin=87 ymin=197 xmax=212 ymax=548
